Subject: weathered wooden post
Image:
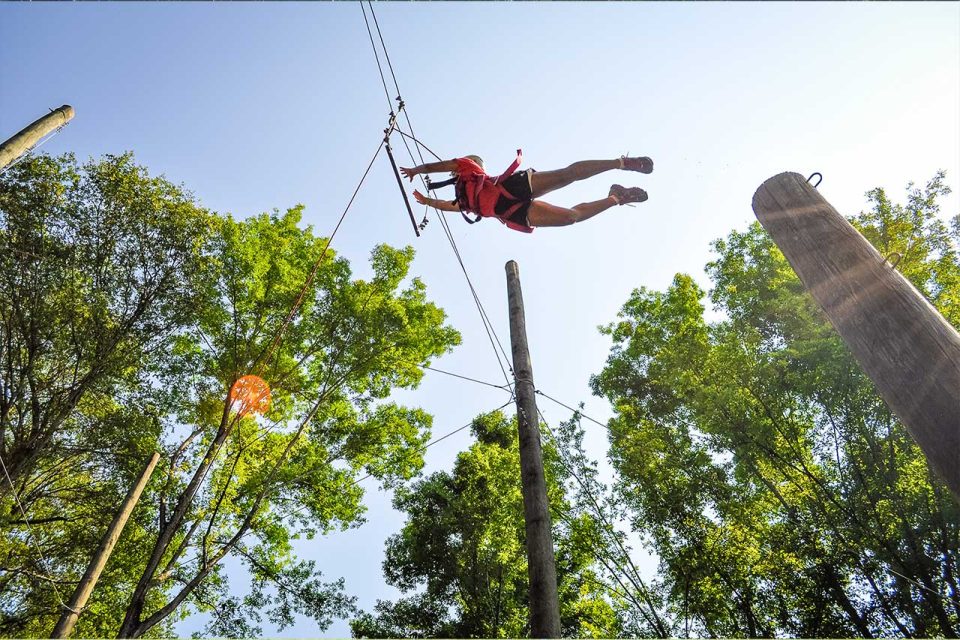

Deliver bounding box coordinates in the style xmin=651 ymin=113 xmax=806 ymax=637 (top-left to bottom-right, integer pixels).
xmin=752 ymin=172 xmax=960 ymax=502
xmin=51 ymin=451 xmax=160 ymax=638
xmin=0 ymin=105 xmax=74 ymax=171
xmin=505 ymin=260 xmax=561 ymax=638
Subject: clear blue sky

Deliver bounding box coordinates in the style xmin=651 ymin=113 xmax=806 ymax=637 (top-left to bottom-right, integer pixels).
xmin=2 ymin=2 xmax=958 ymax=636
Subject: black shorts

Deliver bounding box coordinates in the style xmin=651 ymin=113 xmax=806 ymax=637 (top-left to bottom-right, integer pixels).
xmin=494 ymin=169 xmax=535 ymax=227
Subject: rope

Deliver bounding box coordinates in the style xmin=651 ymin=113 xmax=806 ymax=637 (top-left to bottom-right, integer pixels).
xmin=534 ymin=389 xmax=610 ymax=432
xmin=395 ymin=127 xmax=443 ymax=162
xmin=888 ymin=566 xmax=951 ymax=601
xmin=282 ymin=400 xmax=514 ymax=522
xmin=347 ymin=399 xmax=514 ymax=488
xmin=252 ymin=138 xmax=385 ymax=374
xmin=436 ymin=213 xmax=514 ymax=385
xmin=532 ymin=406 xmax=670 ymax=636
xmin=0 ymin=451 xmax=74 ymax=612
xmin=357 ymin=2 xmax=515 ymax=386
xmin=367 ymin=2 xmax=404 ymax=108
xmin=366 ymin=2 xmax=425 ymax=170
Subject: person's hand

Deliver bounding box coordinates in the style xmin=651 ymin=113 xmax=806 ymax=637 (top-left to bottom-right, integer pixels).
xmin=400 ymin=166 xmax=419 ymax=181
xmin=412 ymin=190 xmax=428 ymax=205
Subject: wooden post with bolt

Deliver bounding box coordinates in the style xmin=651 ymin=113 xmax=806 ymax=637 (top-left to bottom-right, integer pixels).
xmin=505 ymin=260 xmax=561 ymax=638
xmin=0 ymin=105 xmax=74 ymax=171
xmin=752 ymin=172 xmax=960 ymax=503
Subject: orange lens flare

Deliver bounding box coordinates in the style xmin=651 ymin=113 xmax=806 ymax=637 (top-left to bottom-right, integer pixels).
xmin=229 ymin=375 xmax=272 ymax=416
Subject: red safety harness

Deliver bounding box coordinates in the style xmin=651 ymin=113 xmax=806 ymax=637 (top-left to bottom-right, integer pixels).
xmin=453 ymin=150 xmax=533 ymax=233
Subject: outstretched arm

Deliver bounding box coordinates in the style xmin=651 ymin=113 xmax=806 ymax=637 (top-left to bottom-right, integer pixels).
xmin=400 ymin=159 xmax=459 ymax=181
xmin=413 ymin=190 xmax=461 ymax=212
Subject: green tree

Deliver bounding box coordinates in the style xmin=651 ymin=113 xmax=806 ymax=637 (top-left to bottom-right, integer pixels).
xmin=116 ymin=209 xmax=460 ymax=637
xmin=591 ymin=173 xmax=960 ymax=637
xmin=1 ymin=153 xmax=214 ymax=636
xmin=0 ymin=153 xmax=461 ymax=637
xmin=351 ymin=411 xmax=620 ymax=639
xmin=551 ymin=412 xmax=672 ymax=638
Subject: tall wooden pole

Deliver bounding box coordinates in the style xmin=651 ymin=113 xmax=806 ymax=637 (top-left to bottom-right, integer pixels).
xmin=505 ymin=260 xmax=561 ymax=638
xmin=753 ymin=172 xmax=960 ymax=502
xmin=51 ymin=451 xmax=160 ymax=639
xmin=0 ymin=105 xmax=74 ymax=171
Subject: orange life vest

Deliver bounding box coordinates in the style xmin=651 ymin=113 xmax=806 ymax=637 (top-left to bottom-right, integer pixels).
xmin=453 ymin=150 xmax=532 ymax=233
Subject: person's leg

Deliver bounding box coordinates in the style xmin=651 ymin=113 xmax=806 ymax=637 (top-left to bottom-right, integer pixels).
xmin=526 ymin=196 xmax=619 ymax=227
xmin=528 ymin=156 xmax=654 ymax=198
xmin=525 ymin=185 xmax=649 ymax=228
xmin=529 ymin=160 xmax=620 ymax=198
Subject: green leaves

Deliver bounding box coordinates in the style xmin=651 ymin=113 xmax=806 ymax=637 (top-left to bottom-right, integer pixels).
xmin=353 ymin=411 xmax=620 ymax=639
xmin=1 ymin=152 xmax=214 ymax=637
xmin=1 ymin=152 xmax=461 ymax=637
xmin=593 ymin=172 xmax=960 ymax=637
xmin=114 ymin=196 xmax=463 ymax=636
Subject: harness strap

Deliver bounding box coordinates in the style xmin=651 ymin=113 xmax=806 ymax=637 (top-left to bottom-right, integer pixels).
xmin=453 ymin=149 xmax=530 ymax=231
xmin=493 ymin=149 xmax=523 ymax=184
xmin=426 ymin=176 xmax=458 ymax=191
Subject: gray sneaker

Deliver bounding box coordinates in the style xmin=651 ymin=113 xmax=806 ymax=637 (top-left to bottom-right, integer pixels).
xmin=621 ymin=156 xmax=654 ymax=174
xmin=609 ymin=184 xmax=648 ymax=205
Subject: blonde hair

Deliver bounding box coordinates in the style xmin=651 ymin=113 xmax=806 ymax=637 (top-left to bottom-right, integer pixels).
xmin=464 ymin=154 xmax=484 ymax=168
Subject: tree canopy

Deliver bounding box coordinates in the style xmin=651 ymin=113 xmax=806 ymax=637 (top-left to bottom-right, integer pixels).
xmin=0 ymin=153 xmax=460 ymax=637
xmin=590 ymin=172 xmax=960 ymax=637
xmin=4 ymin=152 xmax=958 ymax=638
xmin=351 ymin=411 xmax=620 ymax=639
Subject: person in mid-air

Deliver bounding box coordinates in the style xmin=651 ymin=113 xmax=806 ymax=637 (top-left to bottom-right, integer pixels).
xmin=400 ymin=150 xmax=652 ymax=233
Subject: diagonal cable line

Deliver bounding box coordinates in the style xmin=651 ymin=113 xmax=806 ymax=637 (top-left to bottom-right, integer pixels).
xmin=253 ymin=138 xmax=385 ymax=374
xmin=534 ymin=389 xmax=611 ymax=432
xmin=282 ymin=400 xmax=514 ymax=522
xmin=0 ymin=451 xmax=73 ymax=612
xmin=359 ymin=1 xmax=514 ymax=385
xmin=421 ymin=364 xmax=513 ymax=392
xmin=359 ymin=2 xmax=394 ymax=112
xmin=347 ymin=399 xmax=514 ymax=488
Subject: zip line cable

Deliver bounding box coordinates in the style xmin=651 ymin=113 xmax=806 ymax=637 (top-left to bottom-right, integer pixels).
xmin=394 ymin=127 xmax=443 ymax=163
xmin=359 ymin=1 xmax=514 ymax=386
xmin=360 ymin=2 xmax=394 ymax=112
xmin=253 ymin=138 xmax=385 ymax=375
xmin=435 ymin=214 xmax=514 ymax=386
xmin=531 ymin=406 xmax=671 ymax=635
xmin=347 ymin=399 xmax=514 ymax=489
xmin=282 ymin=399 xmax=514 ymax=522
xmin=365 ymin=0 xmax=425 ymax=173
xmin=366 ymin=2 xmax=404 ymax=109
xmin=421 ymin=364 xmax=513 ymax=392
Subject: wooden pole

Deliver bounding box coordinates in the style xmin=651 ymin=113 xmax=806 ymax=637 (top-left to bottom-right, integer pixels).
xmin=51 ymin=451 xmax=160 ymax=639
xmin=752 ymin=172 xmax=960 ymax=502
xmin=505 ymin=260 xmax=561 ymax=638
xmin=0 ymin=105 xmax=74 ymax=171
